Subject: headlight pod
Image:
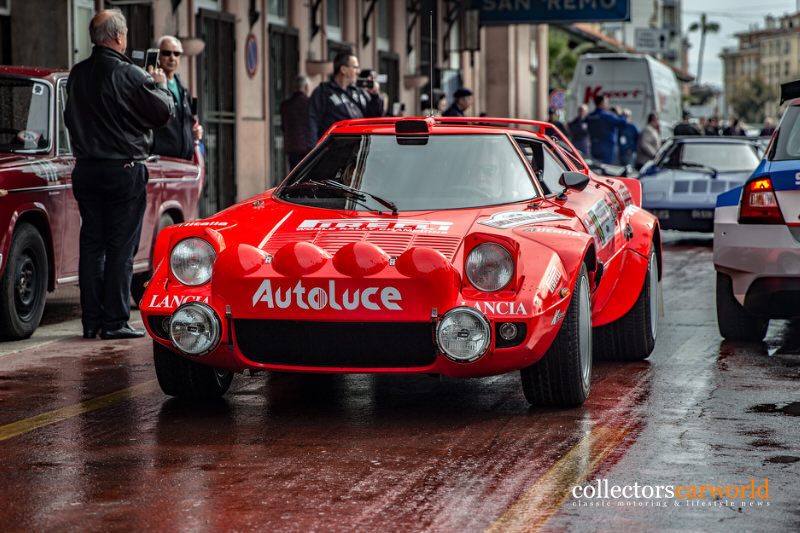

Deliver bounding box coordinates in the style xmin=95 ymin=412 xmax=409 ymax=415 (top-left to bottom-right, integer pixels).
xmin=169 ymin=302 xmax=221 ymax=356
xmin=170 ymin=237 xmax=216 ymax=286
xmin=465 ymin=243 xmax=514 ymax=292
xmin=436 ymin=307 xmax=492 ymax=363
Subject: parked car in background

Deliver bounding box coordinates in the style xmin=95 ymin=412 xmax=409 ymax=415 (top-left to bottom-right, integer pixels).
xmin=714 ymin=80 xmax=800 ymax=341
xmin=141 ymin=116 xmax=661 ymax=407
xmin=0 ymin=66 xmax=204 ymax=340
xmin=639 ymin=136 xmax=762 ymax=231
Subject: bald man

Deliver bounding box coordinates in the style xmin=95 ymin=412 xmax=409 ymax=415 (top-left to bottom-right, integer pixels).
xmin=65 ymin=8 xmax=174 ymax=340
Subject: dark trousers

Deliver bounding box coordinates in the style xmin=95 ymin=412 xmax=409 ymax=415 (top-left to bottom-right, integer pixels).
xmin=71 ymin=160 xmax=148 ymax=332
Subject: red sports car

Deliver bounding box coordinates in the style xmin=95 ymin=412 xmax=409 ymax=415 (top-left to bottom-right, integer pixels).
xmin=142 ymin=117 xmax=661 ymax=407
xmin=0 ymin=66 xmax=204 ymax=340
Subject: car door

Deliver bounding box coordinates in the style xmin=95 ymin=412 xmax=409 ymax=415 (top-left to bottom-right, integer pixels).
xmin=55 ymin=76 xmax=82 ymax=283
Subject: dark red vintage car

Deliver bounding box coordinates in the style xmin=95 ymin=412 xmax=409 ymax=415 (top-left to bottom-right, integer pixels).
xmin=0 ymin=66 xmax=203 ymax=340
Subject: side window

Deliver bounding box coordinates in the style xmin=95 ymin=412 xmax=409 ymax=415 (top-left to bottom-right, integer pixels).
xmin=513 ymin=137 xmax=545 ymax=193
xmin=540 ymin=148 xmax=568 ymax=195
xmin=57 ymin=80 xmax=71 ymax=156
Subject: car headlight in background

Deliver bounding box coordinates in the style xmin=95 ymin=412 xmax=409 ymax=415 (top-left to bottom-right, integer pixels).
xmin=169 ymin=303 xmax=221 ymax=356
xmin=465 ymin=242 xmax=514 ymax=292
xmin=436 ymin=307 xmax=492 ymax=363
xmin=170 ymin=237 xmax=216 ymax=286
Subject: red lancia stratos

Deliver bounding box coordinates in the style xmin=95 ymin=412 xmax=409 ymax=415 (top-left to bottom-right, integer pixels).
xmin=0 ymin=66 xmax=203 ymax=340
xmin=142 ymin=117 xmax=661 ymax=407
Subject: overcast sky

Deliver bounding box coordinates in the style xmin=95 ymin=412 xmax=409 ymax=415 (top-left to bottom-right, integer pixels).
xmin=682 ymin=1 xmax=799 ymax=87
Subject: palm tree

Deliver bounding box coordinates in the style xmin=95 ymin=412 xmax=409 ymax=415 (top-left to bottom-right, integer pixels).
xmin=688 ymin=13 xmax=720 ymax=85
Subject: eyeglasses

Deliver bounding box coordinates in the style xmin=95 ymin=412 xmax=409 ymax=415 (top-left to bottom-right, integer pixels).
xmin=160 ymin=50 xmax=182 ymax=57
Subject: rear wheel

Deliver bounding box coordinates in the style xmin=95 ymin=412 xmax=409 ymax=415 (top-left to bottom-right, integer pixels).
xmin=594 ymin=244 xmax=659 ymax=361
xmin=521 ymin=264 xmax=592 ymax=407
xmin=131 ymin=213 xmax=175 ymax=306
xmin=153 ymin=341 xmax=233 ymax=399
xmin=716 ymin=272 xmax=768 ymax=341
xmin=0 ymin=223 xmax=48 ymax=340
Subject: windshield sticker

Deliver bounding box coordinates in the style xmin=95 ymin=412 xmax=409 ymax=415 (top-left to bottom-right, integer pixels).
xmin=582 ymin=199 xmax=616 ymax=247
xmin=17 ymin=130 xmax=41 ymax=144
xmin=298 ymin=219 xmax=452 ymax=234
xmin=478 ymin=211 xmax=570 ymax=229
xmin=32 ymin=83 xmax=45 ymax=96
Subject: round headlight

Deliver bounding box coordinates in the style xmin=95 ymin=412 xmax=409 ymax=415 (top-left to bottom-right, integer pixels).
xmin=169 ymin=302 xmax=221 ymax=356
xmin=170 ymin=237 xmax=216 ymax=286
xmin=465 ymin=243 xmax=514 ymax=292
xmin=436 ymin=307 xmax=492 ymax=363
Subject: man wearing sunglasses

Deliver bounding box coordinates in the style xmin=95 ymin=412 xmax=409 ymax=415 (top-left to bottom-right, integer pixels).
xmin=152 ymin=35 xmax=203 ymax=160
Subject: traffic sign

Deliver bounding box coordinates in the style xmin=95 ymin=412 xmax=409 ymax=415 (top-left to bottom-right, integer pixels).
xmin=634 ymin=28 xmax=670 ymax=54
xmin=550 ymin=90 xmax=566 ymax=110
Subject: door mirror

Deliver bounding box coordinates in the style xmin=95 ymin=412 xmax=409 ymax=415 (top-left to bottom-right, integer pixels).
xmin=560 ymin=171 xmax=590 ymax=191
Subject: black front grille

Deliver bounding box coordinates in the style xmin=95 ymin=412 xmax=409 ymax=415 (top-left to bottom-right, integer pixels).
xmin=147 ymin=315 xmax=170 ymax=340
xmin=233 ymin=320 xmax=438 ymax=368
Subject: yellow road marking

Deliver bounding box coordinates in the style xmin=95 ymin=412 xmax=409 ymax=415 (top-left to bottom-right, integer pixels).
xmin=0 ymin=380 xmax=160 ymax=441
xmin=486 ymin=426 xmax=630 ymax=533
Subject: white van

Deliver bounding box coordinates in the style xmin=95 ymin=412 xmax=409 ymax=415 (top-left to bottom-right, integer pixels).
xmin=566 ymin=53 xmax=682 ymax=134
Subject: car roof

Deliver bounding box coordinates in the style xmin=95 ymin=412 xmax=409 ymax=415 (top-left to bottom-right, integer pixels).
xmin=0 ymin=65 xmax=68 ymax=79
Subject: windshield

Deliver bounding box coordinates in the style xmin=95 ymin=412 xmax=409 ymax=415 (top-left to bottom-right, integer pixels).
xmin=771 ymin=105 xmax=800 ymax=161
xmin=278 ymin=133 xmax=539 ymax=211
xmin=0 ymin=78 xmax=51 ymax=153
xmin=660 ymin=141 xmax=761 ymax=172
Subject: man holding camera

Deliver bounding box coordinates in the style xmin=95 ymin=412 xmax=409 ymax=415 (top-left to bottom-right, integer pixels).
xmin=306 ymin=52 xmax=384 ymax=150
xmin=64 ymin=9 xmax=174 ymax=340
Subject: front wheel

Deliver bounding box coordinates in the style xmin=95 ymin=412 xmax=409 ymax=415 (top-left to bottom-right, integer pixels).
xmin=521 ymin=263 xmax=592 ymax=407
xmin=0 ymin=223 xmax=48 ymax=340
xmin=594 ymin=243 xmax=659 ymax=361
xmin=153 ymin=341 xmax=233 ymax=400
xmin=716 ymin=272 xmax=768 ymax=341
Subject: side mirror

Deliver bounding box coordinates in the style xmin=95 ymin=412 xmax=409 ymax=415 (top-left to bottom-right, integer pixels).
xmin=560 ymin=171 xmax=590 ymax=191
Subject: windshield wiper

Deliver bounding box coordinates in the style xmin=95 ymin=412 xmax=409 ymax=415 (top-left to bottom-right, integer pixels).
xmin=282 ymin=180 xmax=399 ymax=215
xmin=680 ymin=161 xmax=718 ymax=177
xmin=320 ymin=179 xmax=398 ymax=216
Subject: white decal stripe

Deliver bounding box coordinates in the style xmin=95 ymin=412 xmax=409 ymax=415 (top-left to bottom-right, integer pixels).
xmin=259 ymin=210 xmax=295 ymax=249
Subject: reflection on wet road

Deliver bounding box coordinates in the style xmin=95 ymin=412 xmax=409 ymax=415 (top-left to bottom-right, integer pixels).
xmin=1 ymin=231 xmax=798 ymax=531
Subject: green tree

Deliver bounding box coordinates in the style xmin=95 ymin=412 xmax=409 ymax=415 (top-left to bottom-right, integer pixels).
xmin=688 ymin=14 xmax=720 ymax=85
xmin=730 ymin=76 xmax=774 ymax=123
xmin=548 ymin=28 xmax=594 ymax=91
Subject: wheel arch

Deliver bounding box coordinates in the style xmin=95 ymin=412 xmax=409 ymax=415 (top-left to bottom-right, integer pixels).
xmin=9 ymin=210 xmax=55 ymax=291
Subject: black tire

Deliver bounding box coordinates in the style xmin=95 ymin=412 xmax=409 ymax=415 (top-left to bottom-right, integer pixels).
xmin=594 ymin=244 xmax=659 ymax=361
xmin=0 ymin=223 xmax=48 ymax=340
xmin=521 ymin=264 xmax=592 ymax=407
xmin=153 ymin=341 xmax=234 ymax=399
xmin=716 ymin=272 xmax=768 ymax=341
xmin=131 ymin=213 xmax=175 ymax=306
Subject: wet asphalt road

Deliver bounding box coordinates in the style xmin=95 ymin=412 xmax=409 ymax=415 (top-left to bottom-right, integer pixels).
xmin=0 ymin=232 xmax=798 ymax=532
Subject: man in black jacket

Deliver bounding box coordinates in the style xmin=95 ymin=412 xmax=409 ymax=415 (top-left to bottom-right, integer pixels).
xmin=306 ymin=51 xmax=384 ymax=150
xmin=152 ymin=35 xmax=203 ymax=160
xmin=65 ymin=9 xmax=174 ymax=340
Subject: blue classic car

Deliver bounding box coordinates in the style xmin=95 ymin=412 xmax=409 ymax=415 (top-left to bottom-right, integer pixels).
xmin=639 ymin=136 xmax=762 ymax=231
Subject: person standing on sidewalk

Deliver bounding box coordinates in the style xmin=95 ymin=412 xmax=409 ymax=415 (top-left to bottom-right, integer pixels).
xmin=64 ymin=9 xmax=174 ymax=340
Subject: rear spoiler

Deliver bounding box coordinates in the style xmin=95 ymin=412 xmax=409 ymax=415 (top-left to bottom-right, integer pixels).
xmin=780 ymin=80 xmax=800 ymax=104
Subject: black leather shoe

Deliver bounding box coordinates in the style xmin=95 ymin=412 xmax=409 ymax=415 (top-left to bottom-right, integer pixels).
xmin=83 ymin=328 xmax=99 ymax=339
xmin=100 ymin=323 xmax=146 ymax=339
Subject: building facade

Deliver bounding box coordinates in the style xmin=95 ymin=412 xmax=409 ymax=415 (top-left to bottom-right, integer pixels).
xmin=0 ymin=0 xmax=554 ymax=216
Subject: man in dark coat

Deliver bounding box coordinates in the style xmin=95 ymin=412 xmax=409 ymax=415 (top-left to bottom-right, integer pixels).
xmin=280 ymin=75 xmax=310 ymax=168
xmin=306 ymin=52 xmax=384 ymax=150
xmin=64 ymin=9 xmax=174 ymax=340
xmin=443 ymin=87 xmax=473 ymax=117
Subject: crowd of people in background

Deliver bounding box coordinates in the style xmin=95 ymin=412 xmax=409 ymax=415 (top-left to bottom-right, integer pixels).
xmin=559 ymin=96 xmax=777 ymax=170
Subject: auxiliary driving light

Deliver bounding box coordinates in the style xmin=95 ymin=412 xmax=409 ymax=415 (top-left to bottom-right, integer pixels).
xmin=436 ymin=307 xmax=492 ymax=363
xmin=498 ymin=322 xmax=518 ymax=341
xmin=169 ymin=302 xmax=221 ymax=356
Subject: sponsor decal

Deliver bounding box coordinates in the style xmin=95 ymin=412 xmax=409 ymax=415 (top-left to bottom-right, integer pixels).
xmin=545 ymin=266 xmax=561 ymax=294
xmin=478 ymin=211 xmax=570 ymax=229
xmin=298 ymin=219 xmax=452 ymax=234
xmin=471 ymin=301 xmax=528 ymax=316
xmin=252 ymin=279 xmax=402 ymax=311
xmin=618 ymin=184 xmax=633 ymax=207
xmin=582 ymin=199 xmax=616 ymax=248
xmin=147 ymin=294 xmax=210 ymax=309
xmin=179 ymin=221 xmax=229 ymax=227
xmin=583 ymin=86 xmax=643 ymax=104
xmin=29 ymin=160 xmax=59 ymax=182
xmin=551 ymin=308 xmax=566 ymax=325
xmin=523 ymin=227 xmax=574 ymax=236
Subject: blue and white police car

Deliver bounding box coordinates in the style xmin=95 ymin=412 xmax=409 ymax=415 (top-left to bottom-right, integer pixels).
xmin=714 ymin=81 xmax=800 ymax=341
